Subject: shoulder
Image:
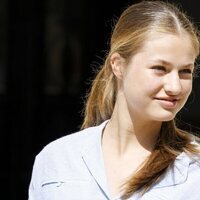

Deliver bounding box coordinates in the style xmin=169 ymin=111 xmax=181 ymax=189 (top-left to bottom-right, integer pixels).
xmin=145 ymin=148 xmax=200 ymax=199
xmin=37 ymin=126 xmax=98 ymax=159
xmin=28 ymin=121 xmax=109 ymax=199
xmin=187 ymin=139 xmax=200 ymax=164
xmin=173 ymin=149 xmax=200 ymax=198
xmin=172 ymin=145 xmax=200 ymax=188
xmin=29 ymin=122 xmax=107 ymax=184
xmin=35 ymin=120 xmax=108 ymax=163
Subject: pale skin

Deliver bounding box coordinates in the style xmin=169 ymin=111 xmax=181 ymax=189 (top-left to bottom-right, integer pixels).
xmin=101 ymin=32 xmax=197 ymax=198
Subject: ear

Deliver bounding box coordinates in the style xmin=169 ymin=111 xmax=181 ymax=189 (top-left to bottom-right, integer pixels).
xmin=110 ymin=53 xmax=125 ymax=79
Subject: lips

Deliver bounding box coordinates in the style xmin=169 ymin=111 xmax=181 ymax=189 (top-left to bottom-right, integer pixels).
xmin=154 ymin=97 xmax=179 ymax=109
xmin=155 ymin=97 xmax=178 ymax=102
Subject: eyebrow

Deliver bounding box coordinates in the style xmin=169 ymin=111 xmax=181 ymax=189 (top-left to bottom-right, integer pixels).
xmin=154 ymin=59 xmax=194 ymax=68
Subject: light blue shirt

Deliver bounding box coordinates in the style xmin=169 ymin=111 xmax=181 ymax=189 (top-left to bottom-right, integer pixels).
xmin=28 ymin=121 xmax=200 ymax=200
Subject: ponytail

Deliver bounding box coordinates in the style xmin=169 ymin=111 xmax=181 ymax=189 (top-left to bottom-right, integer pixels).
xmin=81 ymin=56 xmax=117 ymax=128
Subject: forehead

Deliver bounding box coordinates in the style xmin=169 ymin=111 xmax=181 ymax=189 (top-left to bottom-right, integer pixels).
xmin=136 ymin=32 xmax=196 ymax=64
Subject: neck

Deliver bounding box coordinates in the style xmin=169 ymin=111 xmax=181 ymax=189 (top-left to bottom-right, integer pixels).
xmin=102 ymin=97 xmax=162 ymax=157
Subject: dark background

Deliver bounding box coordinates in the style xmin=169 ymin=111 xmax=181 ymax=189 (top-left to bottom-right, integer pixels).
xmin=0 ymin=0 xmax=200 ymax=199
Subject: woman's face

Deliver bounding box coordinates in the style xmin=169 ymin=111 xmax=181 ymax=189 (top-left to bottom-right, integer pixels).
xmin=121 ymin=33 xmax=196 ymax=122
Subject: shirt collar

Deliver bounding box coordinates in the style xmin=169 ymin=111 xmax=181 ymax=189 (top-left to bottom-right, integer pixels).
xmin=152 ymin=151 xmax=194 ymax=189
xmin=81 ymin=120 xmax=110 ymax=199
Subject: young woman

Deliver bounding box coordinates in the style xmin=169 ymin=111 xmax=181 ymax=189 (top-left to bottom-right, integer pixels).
xmin=29 ymin=1 xmax=200 ymax=199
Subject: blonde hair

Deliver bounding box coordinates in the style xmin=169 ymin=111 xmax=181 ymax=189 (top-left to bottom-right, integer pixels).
xmin=81 ymin=1 xmax=200 ymax=198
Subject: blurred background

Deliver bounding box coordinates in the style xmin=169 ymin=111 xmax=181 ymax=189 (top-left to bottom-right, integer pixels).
xmin=1 ymin=0 xmax=200 ymax=199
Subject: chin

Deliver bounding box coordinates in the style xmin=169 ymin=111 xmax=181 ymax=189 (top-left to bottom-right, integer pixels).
xmin=161 ymin=116 xmax=175 ymax=122
xmin=150 ymin=111 xmax=177 ymax=122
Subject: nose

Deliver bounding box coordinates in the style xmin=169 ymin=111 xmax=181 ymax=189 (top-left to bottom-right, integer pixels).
xmin=164 ymin=71 xmax=182 ymax=95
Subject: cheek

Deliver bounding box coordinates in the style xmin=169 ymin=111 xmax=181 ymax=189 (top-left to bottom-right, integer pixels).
xmin=181 ymin=81 xmax=192 ymax=97
xmin=141 ymin=77 xmax=162 ymax=96
xmin=125 ymin=73 xmax=161 ymax=92
xmin=123 ymin=76 xmax=161 ymax=101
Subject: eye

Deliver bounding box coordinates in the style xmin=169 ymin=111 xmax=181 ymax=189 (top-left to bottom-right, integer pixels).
xmin=179 ymin=69 xmax=192 ymax=74
xmin=152 ymin=66 xmax=166 ymax=71
xmin=151 ymin=66 xmax=166 ymax=73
